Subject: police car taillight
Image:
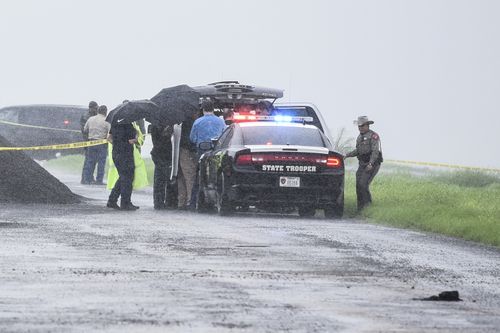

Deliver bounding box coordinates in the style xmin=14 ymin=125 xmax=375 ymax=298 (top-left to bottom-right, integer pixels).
xmin=236 ymin=153 xmax=340 ymax=167
xmin=326 ymin=156 xmax=342 ymax=168
xmin=235 ymin=154 xmax=253 ymax=165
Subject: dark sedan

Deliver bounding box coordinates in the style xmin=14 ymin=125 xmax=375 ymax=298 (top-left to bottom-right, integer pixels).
xmin=196 ymin=120 xmax=344 ymax=218
xmin=0 ymin=104 xmax=86 ymax=159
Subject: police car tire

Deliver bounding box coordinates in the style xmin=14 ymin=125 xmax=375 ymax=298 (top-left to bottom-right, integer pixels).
xmin=217 ymin=174 xmax=233 ymax=216
xmin=196 ymin=187 xmax=211 ymax=213
xmin=196 ymin=174 xmax=213 ymax=213
xmin=324 ymin=204 xmax=343 ymax=219
xmin=298 ymin=206 xmax=316 ymax=217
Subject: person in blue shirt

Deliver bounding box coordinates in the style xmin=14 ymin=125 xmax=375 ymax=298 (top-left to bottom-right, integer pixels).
xmin=189 ymin=99 xmax=226 ymax=156
xmin=189 ymin=99 xmax=225 ymax=208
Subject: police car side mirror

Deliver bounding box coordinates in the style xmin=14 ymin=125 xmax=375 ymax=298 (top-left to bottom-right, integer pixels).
xmin=199 ymin=141 xmax=213 ymax=151
xmin=211 ymin=138 xmax=218 ymax=146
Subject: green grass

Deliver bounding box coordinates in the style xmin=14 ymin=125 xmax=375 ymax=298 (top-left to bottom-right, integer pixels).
xmin=345 ymin=168 xmax=500 ymax=247
xmin=45 ymin=156 xmax=500 ymax=247
xmin=44 ymin=154 xmax=155 ymax=185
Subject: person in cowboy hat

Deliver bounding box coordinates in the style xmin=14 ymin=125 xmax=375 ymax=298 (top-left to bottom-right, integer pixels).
xmin=345 ymin=116 xmax=383 ymax=211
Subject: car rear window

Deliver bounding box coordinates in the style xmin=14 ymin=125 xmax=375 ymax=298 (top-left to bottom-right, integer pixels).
xmin=241 ymin=126 xmax=325 ymax=147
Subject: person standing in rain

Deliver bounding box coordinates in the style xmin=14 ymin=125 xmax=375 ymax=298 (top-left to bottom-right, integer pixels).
xmin=177 ymin=113 xmax=198 ymax=210
xmin=80 ymin=101 xmax=98 ymax=184
xmin=106 ymin=121 xmax=139 ymax=211
xmin=150 ymin=124 xmax=176 ymax=210
xmin=189 ymin=99 xmax=226 ymax=206
xmin=82 ymin=105 xmax=110 ymax=185
xmin=190 ymin=99 xmax=225 ymax=156
xmin=344 ymin=116 xmax=383 ymax=211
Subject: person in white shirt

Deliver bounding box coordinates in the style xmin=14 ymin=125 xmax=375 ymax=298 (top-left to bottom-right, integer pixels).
xmin=82 ymin=105 xmax=111 ymax=185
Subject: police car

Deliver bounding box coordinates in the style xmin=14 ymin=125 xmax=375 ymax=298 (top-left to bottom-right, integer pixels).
xmin=196 ymin=115 xmax=344 ymax=218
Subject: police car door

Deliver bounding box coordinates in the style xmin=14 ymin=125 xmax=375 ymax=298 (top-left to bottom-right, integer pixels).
xmin=207 ymin=126 xmax=233 ymax=188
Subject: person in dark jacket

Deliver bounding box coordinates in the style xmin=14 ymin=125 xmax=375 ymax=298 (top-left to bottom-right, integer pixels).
xmin=150 ymin=125 xmax=177 ymax=210
xmin=345 ymin=116 xmax=383 ymax=211
xmin=80 ymin=101 xmax=98 ymax=184
xmin=106 ymin=122 xmax=139 ymax=211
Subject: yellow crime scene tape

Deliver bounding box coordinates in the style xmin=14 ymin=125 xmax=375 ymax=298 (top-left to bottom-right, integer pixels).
xmin=0 ymin=133 xmax=150 ymax=151
xmin=387 ymin=159 xmax=500 ymax=173
xmin=0 ymin=119 xmax=81 ymax=133
xmin=0 ymin=139 xmax=108 ymax=151
xmin=0 ymin=119 xmax=150 ymax=151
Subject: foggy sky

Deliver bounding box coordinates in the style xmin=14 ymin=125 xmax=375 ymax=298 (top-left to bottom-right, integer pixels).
xmin=1 ymin=0 xmax=499 ymax=168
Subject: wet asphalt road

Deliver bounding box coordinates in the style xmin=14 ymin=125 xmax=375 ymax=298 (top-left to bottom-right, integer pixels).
xmin=0 ymin=172 xmax=499 ymax=332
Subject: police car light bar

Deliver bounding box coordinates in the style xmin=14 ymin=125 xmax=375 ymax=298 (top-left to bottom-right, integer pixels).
xmin=233 ymin=115 xmax=314 ymax=123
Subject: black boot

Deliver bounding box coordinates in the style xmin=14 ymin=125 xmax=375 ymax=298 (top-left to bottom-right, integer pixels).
xmin=106 ymin=201 xmax=120 ymax=209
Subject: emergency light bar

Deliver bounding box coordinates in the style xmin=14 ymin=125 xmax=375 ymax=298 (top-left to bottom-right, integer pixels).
xmin=233 ymin=115 xmax=314 ymax=123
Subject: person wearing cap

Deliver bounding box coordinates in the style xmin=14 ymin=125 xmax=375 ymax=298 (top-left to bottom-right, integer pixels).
xmin=80 ymin=101 xmax=99 ymax=184
xmin=345 ymin=116 xmax=383 ymax=211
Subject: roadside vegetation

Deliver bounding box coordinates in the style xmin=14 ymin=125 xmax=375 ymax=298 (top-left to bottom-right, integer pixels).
xmin=43 ymin=154 xmax=155 ymax=185
xmin=345 ymin=165 xmax=500 ymax=247
xmin=44 ymin=155 xmax=500 ymax=247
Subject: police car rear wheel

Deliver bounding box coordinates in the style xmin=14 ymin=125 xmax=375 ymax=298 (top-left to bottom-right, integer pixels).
xmin=216 ymin=174 xmax=233 ymax=216
xmin=324 ymin=204 xmax=343 ymax=219
xmin=298 ymin=206 xmax=316 ymax=217
xmin=196 ymin=186 xmax=211 ymax=213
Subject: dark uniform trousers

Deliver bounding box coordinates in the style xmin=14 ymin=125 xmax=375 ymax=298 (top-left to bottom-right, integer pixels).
xmin=346 ymin=129 xmax=382 ymax=211
xmin=152 ymin=155 xmax=177 ymax=209
xmin=109 ymin=154 xmax=134 ymax=207
xmin=356 ymin=163 xmax=380 ymax=211
xmin=152 ymin=155 xmax=168 ymax=208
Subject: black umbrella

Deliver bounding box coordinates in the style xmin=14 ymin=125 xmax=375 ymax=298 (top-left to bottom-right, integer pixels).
xmin=106 ymin=100 xmax=159 ymax=125
xmin=149 ymin=85 xmax=201 ymax=126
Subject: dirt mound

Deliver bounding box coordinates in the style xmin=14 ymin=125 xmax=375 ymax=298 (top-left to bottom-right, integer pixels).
xmin=0 ymin=134 xmax=80 ymax=204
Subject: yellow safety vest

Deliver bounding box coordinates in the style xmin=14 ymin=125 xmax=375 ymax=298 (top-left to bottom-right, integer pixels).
xmin=107 ymin=122 xmax=149 ymax=190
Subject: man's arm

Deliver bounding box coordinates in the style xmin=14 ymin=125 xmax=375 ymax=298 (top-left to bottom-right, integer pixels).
xmin=345 ymin=148 xmax=358 ymax=158
xmin=368 ymin=133 xmax=381 ymax=165
xmin=83 ymin=119 xmax=90 ymax=137
xmin=189 ymin=122 xmax=198 ymax=144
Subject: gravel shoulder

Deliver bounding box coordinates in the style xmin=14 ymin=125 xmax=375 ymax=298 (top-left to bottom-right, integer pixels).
xmin=0 ymin=170 xmax=499 ymax=332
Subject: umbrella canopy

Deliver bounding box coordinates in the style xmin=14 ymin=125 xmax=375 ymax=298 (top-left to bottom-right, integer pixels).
xmin=149 ymin=85 xmax=201 ymax=127
xmin=106 ymin=100 xmax=159 ymax=125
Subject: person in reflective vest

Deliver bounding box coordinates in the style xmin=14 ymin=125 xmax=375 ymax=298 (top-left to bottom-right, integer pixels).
xmin=106 ymin=121 xmax=148 ymax=210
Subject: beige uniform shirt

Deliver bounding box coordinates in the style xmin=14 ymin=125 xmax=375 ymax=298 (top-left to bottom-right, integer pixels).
xmin=346 ymin=130 xmax=382 ymax=165
xmin=84 ymin=114 xmax=110 ymax=140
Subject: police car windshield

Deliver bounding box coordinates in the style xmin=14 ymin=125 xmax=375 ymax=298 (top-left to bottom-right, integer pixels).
xmin=241 ymin=125 xmax=326 ymax=147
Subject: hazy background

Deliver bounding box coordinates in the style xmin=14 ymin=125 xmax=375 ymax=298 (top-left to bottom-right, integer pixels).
xmin=1 ymin=0 xmax=499 ymax=167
